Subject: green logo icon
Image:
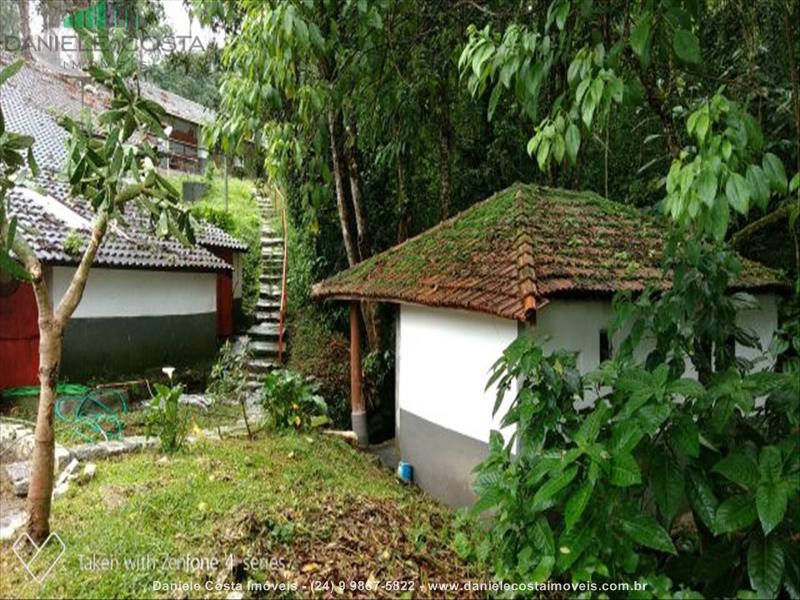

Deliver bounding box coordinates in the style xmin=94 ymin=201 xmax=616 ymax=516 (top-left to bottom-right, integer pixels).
xmin=63 ymin=1 xmax=138 ymax=30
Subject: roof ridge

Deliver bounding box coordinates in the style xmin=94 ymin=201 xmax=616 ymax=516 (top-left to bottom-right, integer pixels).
xmin=514 ymin=188 xmax=541 ymax=320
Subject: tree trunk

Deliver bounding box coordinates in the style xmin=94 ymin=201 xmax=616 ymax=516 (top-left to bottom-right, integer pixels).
xmin=26 ymin=322 xmax=61 ymax=543
xmin=439 ymin=115 xmax=453 ymax=220
xmin=327 ymin=110 xmax=358 ymax=267
xmin=19 ymin=0 xmax=31 ymax=60
xmin=344 ymin=120 xmax=369 ymax=262
xmin=27 ymin=211 xmax=108 ymax=542
xmin=396 ymin=153 xmax=410 ymax=243
xmin=782 ymin=0 xmax=800 ymax=174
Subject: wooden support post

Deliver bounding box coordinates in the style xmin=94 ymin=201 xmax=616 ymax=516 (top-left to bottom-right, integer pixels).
xmin=350 ymin=301 xmax=367 ymax=445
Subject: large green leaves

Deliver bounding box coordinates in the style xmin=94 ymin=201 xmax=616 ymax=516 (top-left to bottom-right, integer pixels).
xmin=715 ymin=495 xmax=757 ymax=533
xmin=747 ymin=534 xmax=785 ymax=598
xmin=610 ymin=452 xmax=642 ymax=487
xmin=713 ymin=453 xmax=759 ymax=490
xmin=618 ymin=514 xmax=677 ymax=554
xmin=652 ymin=450 xmax=684 ymax=524
xmin=672 ymin=29 xmax=701 ymax=64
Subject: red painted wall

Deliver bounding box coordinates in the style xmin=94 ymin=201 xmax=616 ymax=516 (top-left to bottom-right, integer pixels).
xmin=210 ymin=248 xmax=234 ymax=338
xmin=0 ymin=282 xmax=40 ymax=389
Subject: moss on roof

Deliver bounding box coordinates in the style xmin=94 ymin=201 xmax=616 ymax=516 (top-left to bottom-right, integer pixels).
xmin=312 ymin=184 xmax=785 ymax=321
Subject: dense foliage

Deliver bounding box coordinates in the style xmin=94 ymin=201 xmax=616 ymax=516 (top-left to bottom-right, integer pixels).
xmin=261 ymin=368 xmax=329 ymax=431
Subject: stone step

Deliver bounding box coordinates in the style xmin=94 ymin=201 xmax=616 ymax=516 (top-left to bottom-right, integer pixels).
xmin=261 ymin=237 xmax=283 ymax=246
xmin=247 ymin=357 xmax=279 ymax=373
xmin=260 ymin=273 xmax=281 ymax=283
xmin=256 ymin=299 xmax=280 ymax=311
xmin=251 ymin=340 xmax=281 ymax=355
xmin=247 ymin=322 xmax=280 ymax=339
xmin=259 ymin=285 xmax=280 ymax=296
xmin=255 ymin=310 xmax=280 ymax=322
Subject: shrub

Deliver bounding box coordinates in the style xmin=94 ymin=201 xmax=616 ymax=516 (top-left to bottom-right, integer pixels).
xmin=207 ymin=340 xmax=254 ymax=439
xmin=144 ymin=382 xmax=188 ymax=453
xmin=287 ymin=308 xmax=351 ymax=429
xmin=473 ymin=240 xmax=799 ymax=597
xmin=261 ymin=368 xmax=329 ymax=431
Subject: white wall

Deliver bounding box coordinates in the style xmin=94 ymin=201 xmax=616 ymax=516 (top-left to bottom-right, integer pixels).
xmin=736 ymin=293 xmax=779 ymax=368
xmin=397 ymin=304 xmax=519 ymax=443
xmin=50 ymin=266 xmax=216 ymax=319
xmin=534 ymin=300 xmax=616 ymax=373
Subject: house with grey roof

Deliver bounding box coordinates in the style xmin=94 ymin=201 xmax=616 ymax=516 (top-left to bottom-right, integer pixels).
xmin=0 ymin=55 xmax=246 ymax=388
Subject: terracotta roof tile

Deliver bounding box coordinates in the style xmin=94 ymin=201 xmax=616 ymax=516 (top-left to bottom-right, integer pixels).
xmin=312 ymin=184 xmax=786 ymax=321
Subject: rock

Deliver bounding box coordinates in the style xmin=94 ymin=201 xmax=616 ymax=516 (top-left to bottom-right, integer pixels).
xmin=55 ymin=444 xmax=72 ymax=470
xmin=3 ymin=461 xmax=30 ymax=496
xmin=323 ymin=430 xmax=359 ymax=447
xmin=53 ymin=458 xmax=80 ymax=497
xmin=0 ymin=509 xmax=27 ymax=541
xmin=76 ymin=462 xmax=96 ymax=485
xmin=179 ymin=394 xmax=212 ymax=409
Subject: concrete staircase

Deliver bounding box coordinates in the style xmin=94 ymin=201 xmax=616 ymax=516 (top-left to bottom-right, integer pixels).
xmin=245 ymin=193 xmax=285 ymax=389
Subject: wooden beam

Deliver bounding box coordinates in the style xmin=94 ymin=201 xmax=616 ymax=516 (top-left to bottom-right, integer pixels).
xmin=349 ymin=301 xmax=367 ymax=445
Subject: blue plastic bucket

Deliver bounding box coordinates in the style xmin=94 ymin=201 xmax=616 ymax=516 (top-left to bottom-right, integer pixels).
xmin=397 ymin=462 xmax=413 ymax=483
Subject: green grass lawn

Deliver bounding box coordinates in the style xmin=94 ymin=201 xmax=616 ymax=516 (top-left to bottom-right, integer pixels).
xmin=0 ymin=434 xmax=481 ymax=599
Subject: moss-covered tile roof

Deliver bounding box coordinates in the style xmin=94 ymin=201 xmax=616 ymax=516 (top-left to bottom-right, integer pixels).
xmin=312 ymin=184 xmax=785 ymax=321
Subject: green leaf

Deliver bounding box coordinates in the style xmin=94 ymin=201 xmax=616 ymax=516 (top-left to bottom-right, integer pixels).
xmin=697 ymin=168 xmax=718 ymax=208
xmin=652 ymin=450 xmax=684 ymax=524
xmin=630 ymin=13 xmax=653 ymax=65
xmin=565 ymin=122 xmax=580 ymax=163
xmin=759 ymin=446 xmax=783 ymax=482
xmin=611 ymin=452 xmax=641 ymax=487
xmin=756 ymin=482 xmax=788 ymax=536
xmin=532 ymin=466 xmax=578 ymax=510
xmin=748 ymin=534 xmax=785 ymax=599
xmin=672 ymin=29 xmax=701 ymax=64
xmin=669 ymin=415 xmax=700 ymax=458
xmin=762 ymin=153 xmax=788 ymax=194
xmin=715 ymin=495 xmax=757 ymax=533
xmin=726 ymin=172 xmax=751 ymax=215
xmin=0 ymin=59 xmax=24 ymax=86
xmin=564 ymin=481 xmax=594 ymax=531
xmin=687 ymin=470 xmax=719 ymax=533
xmin=713 ymin=453 xmax=759 ymax=490
xmin=618 ymin=514 xmax=677 ymax=554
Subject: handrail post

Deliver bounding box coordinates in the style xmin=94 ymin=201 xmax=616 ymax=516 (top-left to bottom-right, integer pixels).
xmin=276 ymin=187 xmax=289 ymax=365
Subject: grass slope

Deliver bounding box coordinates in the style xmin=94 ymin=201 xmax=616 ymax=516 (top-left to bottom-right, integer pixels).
xmin=0 ymin=434 xmax=480 ymax=599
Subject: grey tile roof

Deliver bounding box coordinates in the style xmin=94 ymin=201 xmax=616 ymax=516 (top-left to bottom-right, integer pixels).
xmin=1 ymin=55 xmax=246 ymax=266
xmin=140 ymin=81 xmax=215 ymax=126
xmin=8 ymin=176 xmax=231 ymax=272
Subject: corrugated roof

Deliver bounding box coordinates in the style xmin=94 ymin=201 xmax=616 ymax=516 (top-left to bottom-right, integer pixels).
xmin=312 ymin=183 xmax=786 ymax=321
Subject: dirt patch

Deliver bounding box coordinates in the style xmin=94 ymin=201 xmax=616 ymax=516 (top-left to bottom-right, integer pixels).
xmin=209 ymin=496 xmax=482 ymax=598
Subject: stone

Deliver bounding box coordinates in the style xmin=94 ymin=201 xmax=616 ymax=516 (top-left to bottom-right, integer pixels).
xmin=0 ymin=509 xmax=27 ymax=541
xmin=76 ymin=462 xmax=96 ymax=485
xmin=3 ymin=461 xmax=30 ymax=496
xmin=53 ymin=457 xmax=80 ymax=497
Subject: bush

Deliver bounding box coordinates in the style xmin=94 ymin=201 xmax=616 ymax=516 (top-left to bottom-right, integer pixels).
xmin=144 ymin=382 xmax=188 ymax=453
xmin=472 ymin=240 xmax=800 ymax=597
xmin=287 ymin=309 xmax=351 ymax=429
xmin=207 ymin=340 xmax=254 ymax=439
xmin=261 ymin=368 xmax=329 ymax=431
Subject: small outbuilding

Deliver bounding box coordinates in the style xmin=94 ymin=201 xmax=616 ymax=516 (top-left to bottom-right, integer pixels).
xmin=312 ymin=183 xmax=785 ymax=506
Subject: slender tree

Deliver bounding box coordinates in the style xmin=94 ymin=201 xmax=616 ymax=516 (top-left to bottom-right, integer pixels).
xmin=0 ymin=38 xmax=191 ymax=542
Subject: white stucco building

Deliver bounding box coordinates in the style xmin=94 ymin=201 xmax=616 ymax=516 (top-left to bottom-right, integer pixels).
xmin=313 ymin=184 xmax=785 ymax=506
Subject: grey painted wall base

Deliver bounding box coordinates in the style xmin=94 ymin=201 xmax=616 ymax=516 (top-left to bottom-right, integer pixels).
xmin=351 ymin=411 xmax=368 ymax=446
xmin=61 ymin=312 xmax=216 ymax=380
xmin=398 ymin=409 xmax=488 ymax=507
